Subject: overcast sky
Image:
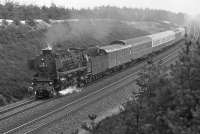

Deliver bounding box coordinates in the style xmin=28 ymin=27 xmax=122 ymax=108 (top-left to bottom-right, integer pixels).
xmin=9 ymin=0 xmax=200 ymax=15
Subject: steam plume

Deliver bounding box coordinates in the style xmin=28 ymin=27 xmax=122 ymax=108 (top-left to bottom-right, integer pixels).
xmin=45 ymin=19 xmax=114 ymax=48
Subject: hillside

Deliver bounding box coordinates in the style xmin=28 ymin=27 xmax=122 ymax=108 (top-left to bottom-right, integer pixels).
xmin=0 ymin=19 xmax=176 ymax=106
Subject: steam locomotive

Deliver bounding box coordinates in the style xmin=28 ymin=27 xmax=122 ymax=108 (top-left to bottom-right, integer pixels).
xmin=28 ymin=28 xmax=185 ymax=98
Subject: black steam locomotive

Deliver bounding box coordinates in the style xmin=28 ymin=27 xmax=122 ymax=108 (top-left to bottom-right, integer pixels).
xmin=28 ymin=48 xmax=88 ymax=98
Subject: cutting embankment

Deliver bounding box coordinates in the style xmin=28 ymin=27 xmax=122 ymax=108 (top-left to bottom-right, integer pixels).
xmin=0 ymin=20 xmax=175 ymax=106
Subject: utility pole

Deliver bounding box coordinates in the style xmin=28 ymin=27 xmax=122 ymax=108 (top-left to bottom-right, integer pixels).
xmin=133 ymin=90 xmax=142 ymax=134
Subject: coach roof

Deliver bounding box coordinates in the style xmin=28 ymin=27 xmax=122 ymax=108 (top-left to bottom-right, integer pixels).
xmin=110 ymin=40 xmax=126 ymax=45
xmin=100 ymin=44 xmax=132 ymax=53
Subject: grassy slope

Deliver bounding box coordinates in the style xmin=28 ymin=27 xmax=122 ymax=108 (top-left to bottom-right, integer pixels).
xmin=0 ymin=20 xmax=173 ymax=106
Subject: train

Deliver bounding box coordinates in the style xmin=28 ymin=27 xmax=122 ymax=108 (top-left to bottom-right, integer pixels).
xmin=28 ymin=27 xmax=185 ymax=98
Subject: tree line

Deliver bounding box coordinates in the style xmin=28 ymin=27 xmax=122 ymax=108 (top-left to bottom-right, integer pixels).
xmin=0 ymin=2 xmax=185 ymax=24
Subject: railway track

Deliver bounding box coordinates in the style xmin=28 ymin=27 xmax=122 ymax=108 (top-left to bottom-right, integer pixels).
xmin=0 ymin=99 xmax=51 ymax=122
xmin=1 ymin=40 xmax=183 ymax=134
xmin=0 ymin=98 xmax=34 ymax=115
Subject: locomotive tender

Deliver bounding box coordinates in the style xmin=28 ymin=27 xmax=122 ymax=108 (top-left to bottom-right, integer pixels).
xmin=28 ymin=28 xmax=185 ymax=98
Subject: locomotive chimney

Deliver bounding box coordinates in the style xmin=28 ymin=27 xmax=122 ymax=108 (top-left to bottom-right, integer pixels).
xmin=42 ymin=43 xmax=52 ymax=55
xmin=42 ymin=48 xmax=52 ymax=55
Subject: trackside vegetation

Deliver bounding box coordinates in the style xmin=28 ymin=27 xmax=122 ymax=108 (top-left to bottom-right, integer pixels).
xmin=0 ymin=25 xmax=45 ymax=106
xmin=77 ymin=36 xmax=200 ymax=134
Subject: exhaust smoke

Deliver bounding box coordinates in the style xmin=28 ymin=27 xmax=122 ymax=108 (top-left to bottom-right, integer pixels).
xmin=45 ymin=20 xmax=114 ymax=49
xmin=59 ymin=86 xmax=82 ymax=96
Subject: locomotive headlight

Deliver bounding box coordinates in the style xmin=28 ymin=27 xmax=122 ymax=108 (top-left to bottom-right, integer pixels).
xmin=28 ymin=86 xmax=34 ymax=92
xmin=60 ymin=77 xmax=66 ymax=81
xmin=49 ymin=82 xmax=53 ymax=85
xmin=39 ymin=58 xmax=47 ymax=69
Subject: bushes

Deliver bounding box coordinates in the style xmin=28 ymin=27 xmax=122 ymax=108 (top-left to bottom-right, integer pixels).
xmin=0 ymin=25 xmax=45 ymax=106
